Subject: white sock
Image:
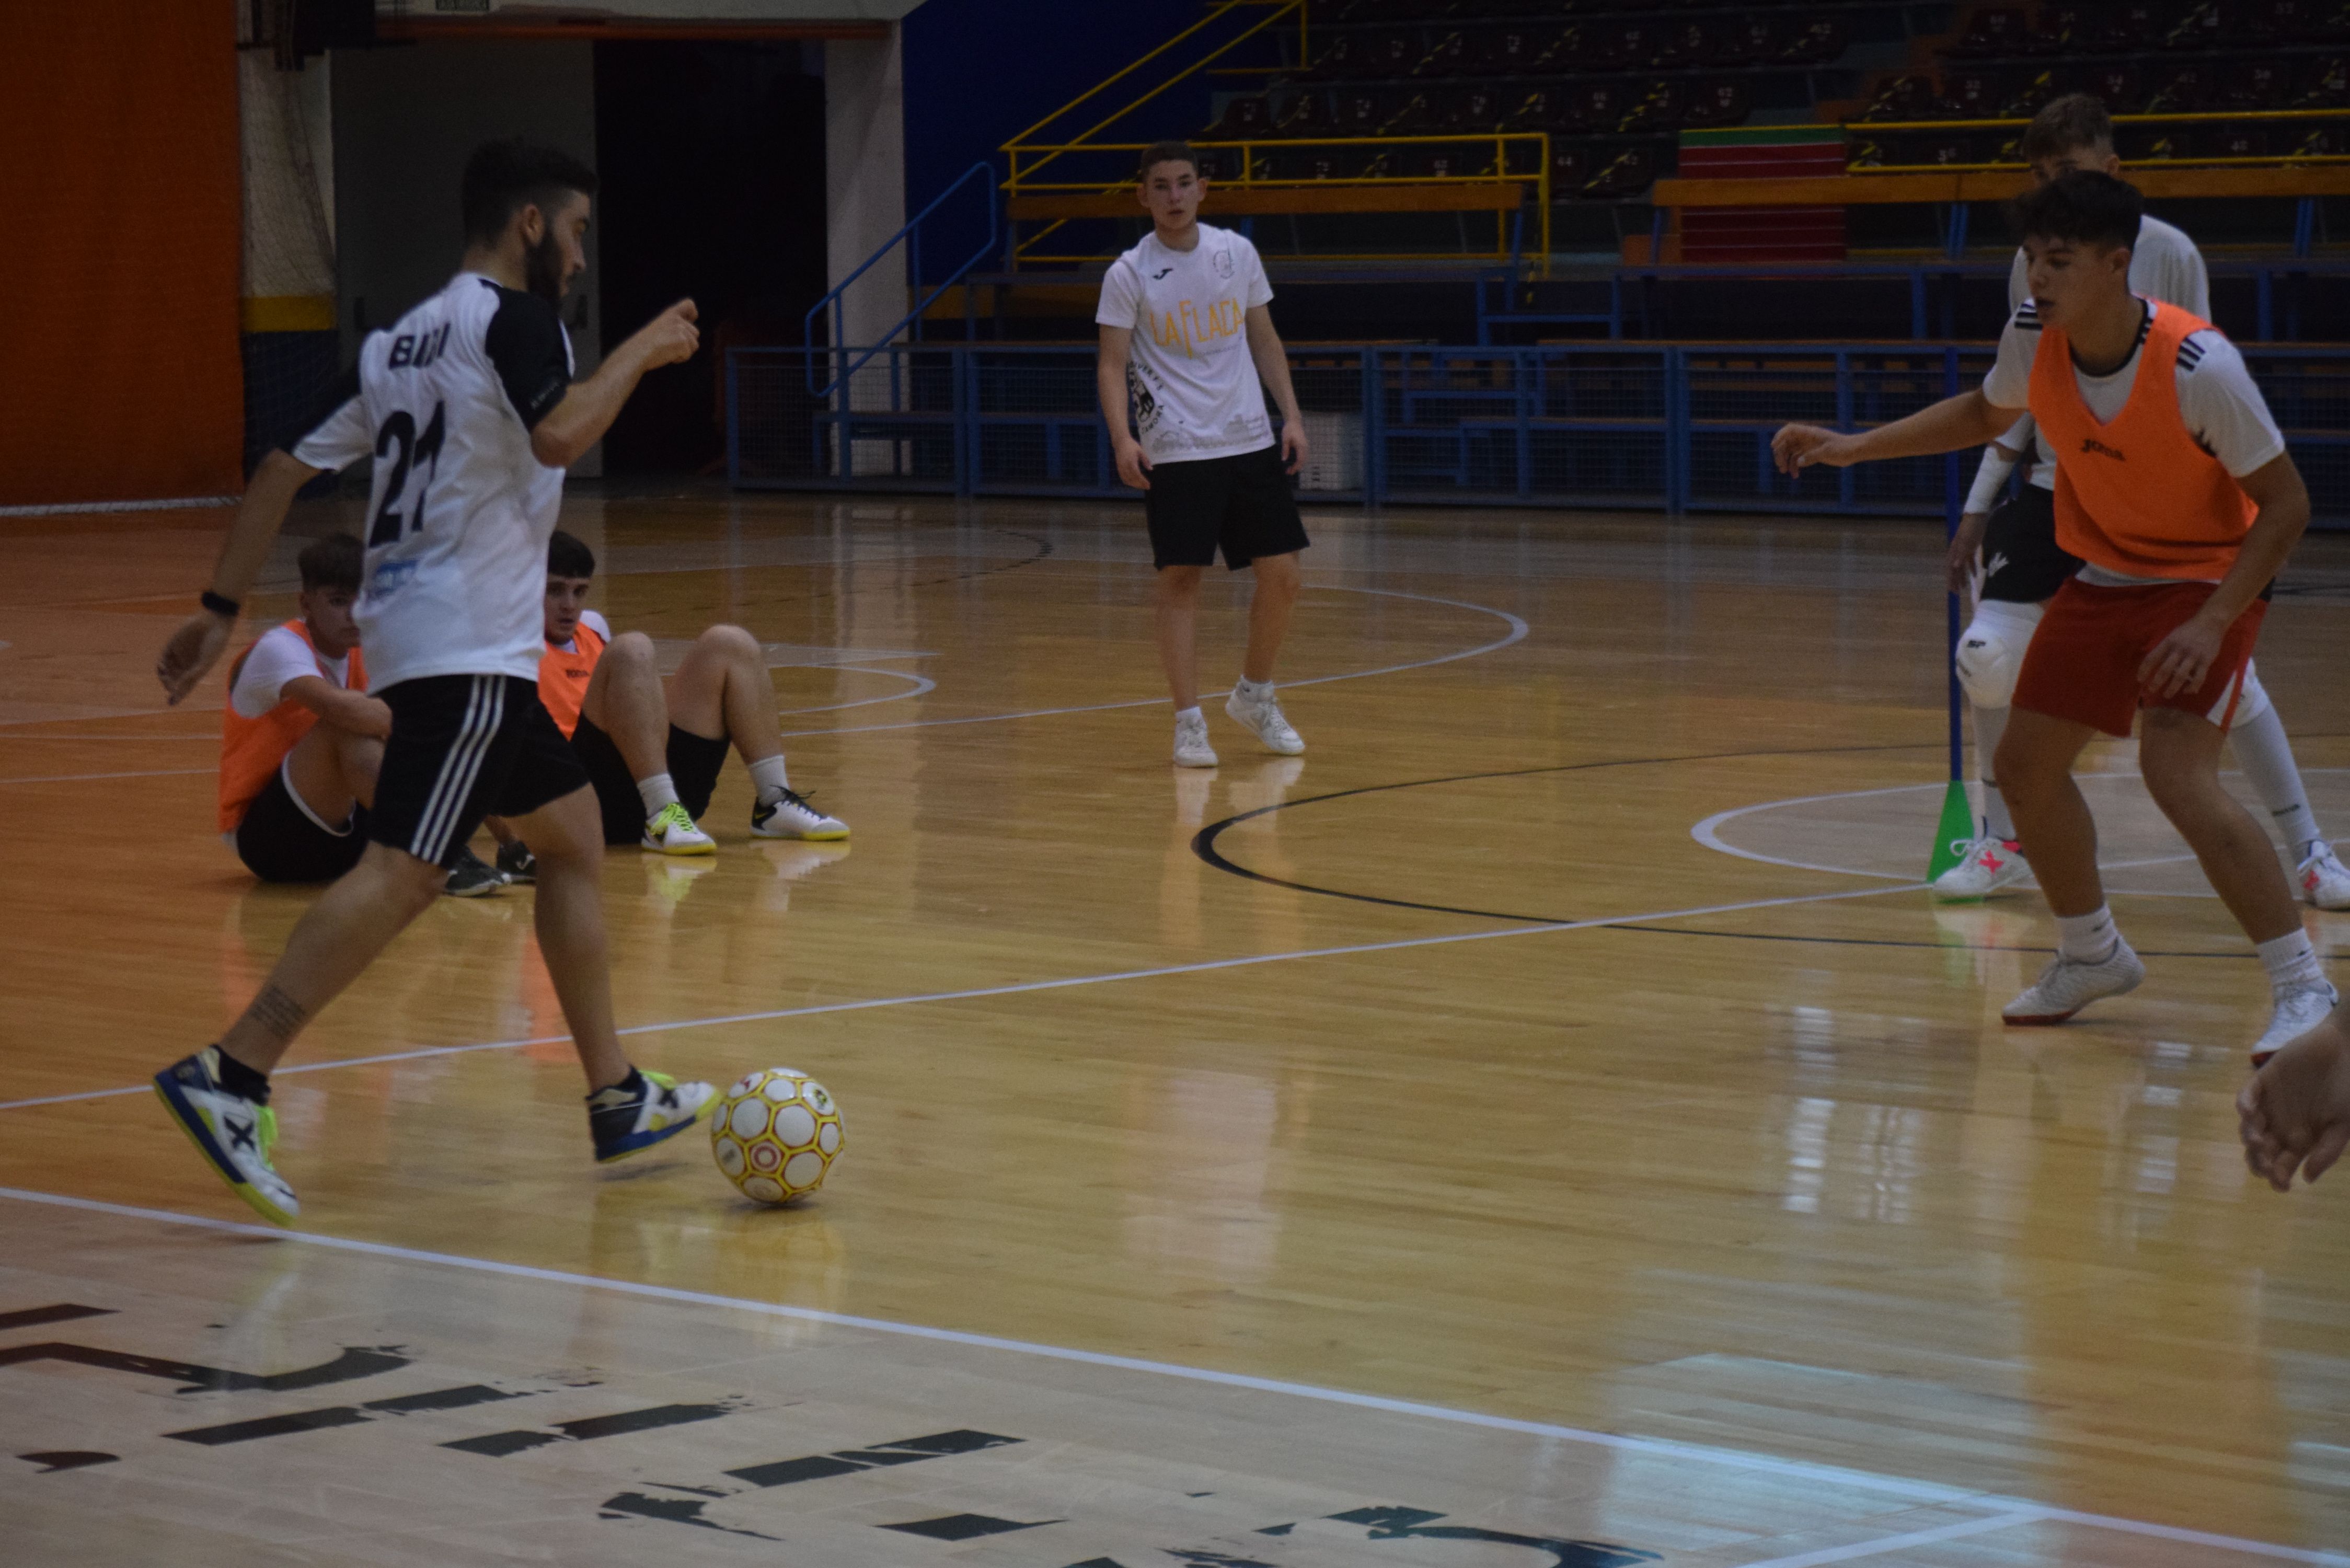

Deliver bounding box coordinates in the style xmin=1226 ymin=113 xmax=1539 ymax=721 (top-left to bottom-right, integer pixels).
xmin=1974 ymin=702 xmax=2014 ymax=840
xmin=2055 ymin=906 xmax=2121 ymax=963
xmin=2230 ymin=704 xmax=2325 ymax=855
xmin=748 ymin=754 xmax=791 ymax=801
xmin=1234 ymin=676 xmax=1273 ymax=702
xmin=2258 ymin=929 xmax=2326 ymax=995
xmin=636 ymin=772 xmax=681 ymax=818
xmin=1175 ymin=704 xmax=1203 ymax=725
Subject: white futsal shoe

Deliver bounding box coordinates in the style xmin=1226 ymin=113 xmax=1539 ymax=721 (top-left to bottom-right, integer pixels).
xmin=641 ymin=803 xmax=717 ymax=856
xmin=752 ymin=787 xmax=848 ymax=841
xmin=1225 ymin=684 xmax=1305 ymax=756
xmin=152 ymin=1047 xmax=298 ymax=1227
xmin=2002 ymin=940 xmax=2145 ymax=1025
xmin=2252 ymin=981 xmax=2341 ymax=1067
xmin=1174 ymin=710 xmax=1219 ymax=768
xmin=1932 ymin=836 xmax=2032 ymax=902
xmin=2296 ymin=843 xmax=2350 ymax=911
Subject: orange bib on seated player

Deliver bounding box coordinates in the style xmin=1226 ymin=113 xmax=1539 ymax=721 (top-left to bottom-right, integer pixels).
xmin=536 ymin=616 xmax=606 ymax=741
xmin=2029 ymin=299 xmax=2258 ymax=580
xmin=217 ymin=620 xmax=367 ymax=832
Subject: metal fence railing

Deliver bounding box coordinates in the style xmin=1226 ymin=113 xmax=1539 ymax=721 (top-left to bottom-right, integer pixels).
xmin=727 ymin=342 xmax=2350 ymax=523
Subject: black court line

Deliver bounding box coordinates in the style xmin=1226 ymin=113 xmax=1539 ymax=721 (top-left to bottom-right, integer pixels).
xmin=0 ymin=1304 xmax=113 ymax=1332
xmin=1190 ymin=741 xmax=2269 ymax=959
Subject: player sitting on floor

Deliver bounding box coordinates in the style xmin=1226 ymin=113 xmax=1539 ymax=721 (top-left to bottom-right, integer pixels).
xmin=492 ymin=528 xmax=846 ymax=873
xmin=1771 ymin=171 xmax=2334 ymax=1063
xmin=217 ymin=535 xmax=389 ymax=885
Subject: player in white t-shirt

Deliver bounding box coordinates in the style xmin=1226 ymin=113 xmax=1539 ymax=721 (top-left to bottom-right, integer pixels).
xmin=1938 ymin=95 xmax=2350 ymax=909
xmin=1096 ymin=141 xmax=1314 ymax=768
xmin=152 ymin=141 xmax=712 ymax=1225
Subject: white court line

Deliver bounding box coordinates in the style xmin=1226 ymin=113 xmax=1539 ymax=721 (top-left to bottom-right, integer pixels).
xmin=3 ymin=1186 xmax=2343 ymax=1567
xmin=0 ymin=766 xmax=214 ymax=787
xmin=1724 ymin=1510 xmax=2046 ymax=1568
xmin=777 ymin=666 xmax=939 ymax=716
xmin=0 ymin=495 xmax=235 ymax=516
xmin=0 ymin=881 xmax=1922 ymax=1114
xmin=784 ymin=585 xmax=1529 ymax=738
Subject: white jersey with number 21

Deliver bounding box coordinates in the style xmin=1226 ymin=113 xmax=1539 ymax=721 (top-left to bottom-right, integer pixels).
xmin=291 ymin=271 xmax=575 ymax=691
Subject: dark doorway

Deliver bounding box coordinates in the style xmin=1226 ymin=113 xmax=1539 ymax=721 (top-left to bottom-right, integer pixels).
xmin=592 ymin=41 xmax=826 ymax=476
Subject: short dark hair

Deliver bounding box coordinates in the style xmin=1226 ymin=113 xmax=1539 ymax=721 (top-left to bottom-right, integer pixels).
xmin=2018 ymin=94 xmax=2114 ymax=165
xmin=462 ymin=139 xmax=600 ymax=247
xmin=297 ymin=533 xmax=362 ymax=595
xmin=2008 ymin=168 xmax=2144 ymax=253
xmin=1138 ymin=140 xmax=1201 ymax=182
xmin=547 ymin=529 xmax=596 ymax=580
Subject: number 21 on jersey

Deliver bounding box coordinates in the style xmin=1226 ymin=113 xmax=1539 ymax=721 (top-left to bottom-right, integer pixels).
xmin=368 ymin=401 xmax=446 ymax=548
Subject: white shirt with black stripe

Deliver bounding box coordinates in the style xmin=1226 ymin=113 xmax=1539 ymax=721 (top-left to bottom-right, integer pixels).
xmin=288 ymin=272 xmax=573 ymax=691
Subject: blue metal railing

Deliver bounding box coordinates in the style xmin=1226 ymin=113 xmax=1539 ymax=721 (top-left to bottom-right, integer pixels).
xmin=728 ymin=340 xmax=2350 ymax=524
xmin=803 ymin=160 xmax=999 ymax=399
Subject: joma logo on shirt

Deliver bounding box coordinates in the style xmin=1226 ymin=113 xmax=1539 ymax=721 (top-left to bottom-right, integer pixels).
xmin=2080 ymin=436 xmax=2126 ymax=462
xmin=1151 ymin=298 xmax=1243 ymax=357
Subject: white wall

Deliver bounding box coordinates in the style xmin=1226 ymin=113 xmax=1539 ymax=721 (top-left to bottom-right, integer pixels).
xmin=822 ymin=26 xmax=908 ymax=352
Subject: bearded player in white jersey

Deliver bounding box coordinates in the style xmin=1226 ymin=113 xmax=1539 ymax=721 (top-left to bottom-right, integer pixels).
xmin=1096 ymin=141 xmax=1312 ymax=769
xmin=152 ymin=141 xmax=713 ymax=1226
xmin=1936 ymin=95 xmax=2350 ymax=909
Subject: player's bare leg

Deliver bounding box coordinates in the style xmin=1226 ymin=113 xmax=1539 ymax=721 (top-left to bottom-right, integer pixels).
xmin=282 ymin=722 xmax=382 ymax=824
xmin=669 ymin=624 xmax=845 ymax=839
xmin=1994 ymin=707 xmax=2145 ymax=1023
xmin=509 ymin=781 xmax=716 ymax=1157
xmin=582 ymin=630 xmax=713 ymax=853
xmin=220 ymin=845 xmax=449 ymax=1074
xmin=1227 ymin=550 xmax=1305 ymax=756
xmin=503 ymin=784 xmax=629 ymax=1091
xmin=2140 ymin=706 xmax=2335 ymax=1059
xmin=1157 ymin=565 xmax=1216 ymax=767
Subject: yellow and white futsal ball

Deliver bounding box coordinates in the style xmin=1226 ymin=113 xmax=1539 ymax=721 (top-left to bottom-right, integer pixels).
xmin=711 ymin=1068 xmax=844 ymax=1204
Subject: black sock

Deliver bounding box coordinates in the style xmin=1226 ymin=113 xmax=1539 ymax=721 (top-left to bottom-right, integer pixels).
xmin=214 ymin=1049 xmax=271 ymax=1104
xmin=586 ymin=1067 xmax=643 ymax=1107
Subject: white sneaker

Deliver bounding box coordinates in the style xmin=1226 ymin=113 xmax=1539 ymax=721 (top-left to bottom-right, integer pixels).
xmin=641 ymin=802 xmax=717 ymax=855
xmin=1932 ymin=836 xmax=2032 ymax=901
xmin=752 ymin=787 xmax=848 ymax=841
xmin=2002 ymin=940 xmax=2145 ymax=1025
xmin=2296 ymin=844 xmax=2350 ymax=911
xmin=589 ymin=1069 xmax=717 ymax=1163
xmin=1225 ymin=686 xmax=1305 ymax=755
xmin=2252 ymin=981 xmax=2340 ymax=1067
xmin=1173 ymin=710 xmax=1218 ymax=768
xmin=152 ymin=1047 xmax=298 ymax=1226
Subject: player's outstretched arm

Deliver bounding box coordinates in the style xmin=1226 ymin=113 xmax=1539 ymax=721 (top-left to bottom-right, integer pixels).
xmin=1244 ymin=306 xmax=1308 ymax=475
xmin=531 ymin=299 xmax=700 ymax=470
xmin=2240 ymin=999 xmax=2350 ymax=1191
xmin=1772 ymin=390 xmax=2024 ymax=478
xmin=157 ymin=449 xmax=324 ymax=705
xmin=1096 ymin=325 xmax=1152 ymax=491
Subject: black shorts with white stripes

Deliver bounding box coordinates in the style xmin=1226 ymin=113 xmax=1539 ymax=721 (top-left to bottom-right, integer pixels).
xmin=370 ymin=675 xmax=590 ymax=865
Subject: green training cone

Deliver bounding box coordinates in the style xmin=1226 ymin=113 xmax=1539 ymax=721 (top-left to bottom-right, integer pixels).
xmin=1925 ymin=777 xmax=1977 ymax=884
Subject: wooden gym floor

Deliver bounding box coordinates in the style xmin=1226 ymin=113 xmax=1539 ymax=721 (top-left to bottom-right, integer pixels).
xmin=2 ymin=490 xmax=2348 ymax=1567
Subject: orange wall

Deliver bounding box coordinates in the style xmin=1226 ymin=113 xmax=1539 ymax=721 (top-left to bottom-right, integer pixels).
xmin=0 ymin=3 xmax=243 ymax=508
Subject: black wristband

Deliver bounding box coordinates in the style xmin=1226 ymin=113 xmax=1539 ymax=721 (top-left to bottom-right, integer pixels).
xmin=200 ymin=590 xmax=240 ymax=619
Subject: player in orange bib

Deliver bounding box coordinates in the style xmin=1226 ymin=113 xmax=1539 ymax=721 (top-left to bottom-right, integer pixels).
xmin=217 ymin=536 xmax=389 ymax=884
xmin=487 ymin=529 xmax=847 ymax=875
xmin=1773 ymin=170 xmax=2333 ymax=1064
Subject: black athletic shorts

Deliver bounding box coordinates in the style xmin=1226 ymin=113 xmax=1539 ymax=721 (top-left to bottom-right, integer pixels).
xmin=1144 ymin=443 xmax=1310 ymax=571
xmin=234 ymin=765 xmax=368 ymax=884
xmin=572 ymin=716 xmax=731 ymax=846
xmin=1978 ymin=485 xmax=2077 ymax=604
xmin=370 ymin=675 xmax=590 ymax=864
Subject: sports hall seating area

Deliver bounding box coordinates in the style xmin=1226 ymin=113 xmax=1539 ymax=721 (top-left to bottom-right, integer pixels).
xmin=1182 ymin=0 xmax=2349 ymax=201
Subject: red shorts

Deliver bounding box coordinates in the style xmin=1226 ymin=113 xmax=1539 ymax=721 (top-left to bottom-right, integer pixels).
xmin=2013 ymin=578 xmax=2265 ymax=739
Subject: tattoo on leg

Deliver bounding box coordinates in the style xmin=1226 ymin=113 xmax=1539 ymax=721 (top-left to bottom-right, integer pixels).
xmin=241 ymin=984 xmax=310 ymax=1045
